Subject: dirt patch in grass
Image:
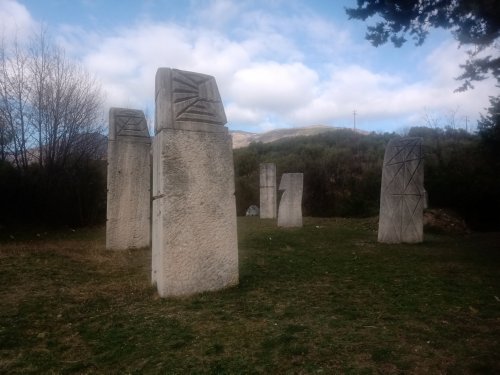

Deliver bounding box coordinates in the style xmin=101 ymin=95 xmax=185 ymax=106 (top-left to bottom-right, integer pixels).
xmin=424 ymin=208 xmax=470 ymax=234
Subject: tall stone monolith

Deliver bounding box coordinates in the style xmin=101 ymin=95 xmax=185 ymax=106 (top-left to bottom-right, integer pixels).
xmin=260 ymin=163 xmax=277 ymax=219
xmin=106 ymin=108 xmax=151 ymax=250
xmin=277 ymin=173 xmax=303 ymax=228
xmin=378 ymin=137 xmax=424 ymax=243
xmin=152 ymin=68 xmax=238 ymax=297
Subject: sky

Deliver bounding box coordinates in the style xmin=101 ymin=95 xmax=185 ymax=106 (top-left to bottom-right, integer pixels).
xmin=0 ymin=0 xmax=498 ymax=133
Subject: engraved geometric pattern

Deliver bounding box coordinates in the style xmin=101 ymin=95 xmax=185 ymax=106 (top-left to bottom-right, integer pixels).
xmin=115 ymin=109 xmax=149 ymax=138
xmin=171 ymin=69 xmax=227 ymax=126
xmin=379 ymin=137 xmax=424 ymax=242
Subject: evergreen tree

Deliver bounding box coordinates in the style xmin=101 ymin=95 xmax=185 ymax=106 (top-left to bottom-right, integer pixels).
xmin=345 ymin=0 xmax=500 ymax=91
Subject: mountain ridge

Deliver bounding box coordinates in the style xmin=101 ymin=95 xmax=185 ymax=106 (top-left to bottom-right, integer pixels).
xmin=230 ymin=125 xmax=368 ymax=148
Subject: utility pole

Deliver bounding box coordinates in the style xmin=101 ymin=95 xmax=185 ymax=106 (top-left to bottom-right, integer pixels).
xmin=465 ymin=115 xmax=468 ymax=132
xmin=353 ymin=110 xmax=357 ymax=131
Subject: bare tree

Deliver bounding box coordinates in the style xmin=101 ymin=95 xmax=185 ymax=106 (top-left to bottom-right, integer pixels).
xmin=0 ymin=114 xmax=13 ymax=161
xmin=0 ymin=29 xmax=104 ymax=170
xmin=28 ymin=28 xmax=51 ymax=166
xmin=0 ymin=36 xmax=32 ymax=169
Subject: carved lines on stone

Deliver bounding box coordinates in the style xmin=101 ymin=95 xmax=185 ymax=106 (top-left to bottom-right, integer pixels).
xmin=379 ymin=137 xmax=424 ymax=243
xmin=386 ymin=138 xmax=423 ymax=230
xmin=172 ymin=70 xmax=227 ymax=125
xmin=115 ymin=110 xmax=149 ymax=138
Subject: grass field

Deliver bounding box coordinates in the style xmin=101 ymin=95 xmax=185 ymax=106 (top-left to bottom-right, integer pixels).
xmin=1 ymin=217 xmax=499 ymax=374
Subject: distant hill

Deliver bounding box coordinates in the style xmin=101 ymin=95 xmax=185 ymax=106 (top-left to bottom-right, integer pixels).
xmin=230 ymin=125 xmax=368 ymax=149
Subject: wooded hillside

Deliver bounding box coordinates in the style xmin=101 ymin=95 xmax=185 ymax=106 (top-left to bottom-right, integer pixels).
xmin=234 ymin=127 xmax=500 ymax=230
xmin=1 ymin=126 xmax=498 ymax=230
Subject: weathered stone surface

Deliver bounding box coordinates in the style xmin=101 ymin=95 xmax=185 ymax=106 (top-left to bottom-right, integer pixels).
xmin=378 ymin=137 xmax=424 ymax=243
xmin=155 ymin=68 xmax=227 ymax=133
xmin=106 ymin=108 xmax=151 ymax=250
xmin=152 ymin=68 xmax=238 ymax=297
xmin=259 ymin=163 xmax=277 ymax=219
xmin=277 ymin=173 xmax=303 ymax=227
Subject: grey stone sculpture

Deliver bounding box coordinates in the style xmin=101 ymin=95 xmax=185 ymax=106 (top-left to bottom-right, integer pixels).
xmin=106 ymin=108 xmax=151 ymax=250
xmin=277 ymin=173 xmax=303 ymax=227
xmin=378 ymin=137 xmax=424 ymax=243
xmin=152 ymin=68 xmax=238 ymax=297
xmin=260 ymin=163 xmax=277 ymax=219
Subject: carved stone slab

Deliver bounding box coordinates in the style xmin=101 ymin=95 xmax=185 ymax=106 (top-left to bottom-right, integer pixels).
xmin=378 ymin=137 xmax=424 ymax=243
xmin=152 ymin=68 xmax=238 ymax=297
xmin=277 ymin=173 xmax=303 ymax=228
xmin=108 ymin=108 xmax=151 ymax=141
xmin=106 ymin=108 xmax=151 ymax=250
xmin=155 ymin=68 xmax=227 ymax=134
xmin=259 ymin=163 xmax=277 ymax=219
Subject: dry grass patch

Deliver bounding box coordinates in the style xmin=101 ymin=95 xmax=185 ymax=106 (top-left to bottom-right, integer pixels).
xmin=1 ymin=217 xmax=499 ymax=373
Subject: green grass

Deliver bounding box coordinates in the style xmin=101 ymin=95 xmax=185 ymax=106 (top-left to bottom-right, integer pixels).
xmin=1 ymin=217 xmax=499 ymax=374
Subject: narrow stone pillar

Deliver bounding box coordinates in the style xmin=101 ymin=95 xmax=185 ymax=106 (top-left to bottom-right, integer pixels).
xmin=259 ymin=163 xmax=277 ymax=219
xmin=152 ymin=68 xmax=238 ymax=297
xmin=277 ymin=173 xmax=303 ymax=228
xmin=378 ymin=137 xmax=424 ymax=243
xmin=106 ymin=108 xmax=151 ymax=250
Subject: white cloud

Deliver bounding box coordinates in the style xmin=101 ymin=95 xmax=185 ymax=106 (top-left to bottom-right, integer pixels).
xmin=288 ymin=40 xmax=497 ymax=130
xmin=17 ymin=0 xmax=496 ymax=133
xmin=60 ymin=22 xmax=253 ymax=109
xmin=192 ymin=0 xmax=241 ymax=27
xmin=225 ymin=103 xmax=263 ymax=124
xmin=422 ymin=41 xmax=497 ymax=111
xmin=229 ymin=62 xmax=318 ymax=112
xmin=58 ymin=10 xmax=322 ymax=116
xmin=0 ymin=0 xmax=37 ymax=41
